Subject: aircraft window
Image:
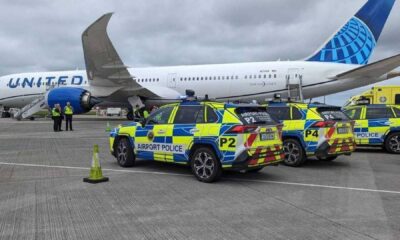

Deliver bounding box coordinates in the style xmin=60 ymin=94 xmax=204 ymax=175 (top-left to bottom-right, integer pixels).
xmin=269 ymin=74 xmax=272 ymax=78
xmin=245 ymin=75 xmax=247 ymax=79
xmin=227 ymin=76 xmax=229 ymax=80
xmin=264 ymin=75 xmax=267 ymax=78
xmin=231 ymin=76 xmax=234 ymax=79
xmin=205 ymin=77 xmax=208 ymax=80
xmin=259 ymin=75 xmax=262 ymax=78
xmin=196 ymin=77 xmax=199 ymax=81
xmin=249 ymin=75 xmax=252 ymax=79
xmin=222 ymin=76 xmax=225 ymax=80
xmin=236 ymin=76 xmax=239 ymax=79
xmin=253 ymin=75 xmax=256 ymax=78
xmin=274 ymin=74 xmax=277 ymax=78
xmin=295 ymin=74 xmax=298 ymax=78
xmin=153 ymin=79 xmax=156 ymax=82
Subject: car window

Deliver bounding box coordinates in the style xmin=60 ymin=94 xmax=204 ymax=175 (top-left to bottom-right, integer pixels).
xmin=174 ymin=106 xmax=204 ymax=124
xmin=146 ymin=106 xmax=174 ymax=125
xmin=392 ymin=107 xmax=400 ymax=118
xmin=266 ymin=107 xmax=290 ymax=121
xmin=344 ymin=108 xmax=362 ymax=120
xmin=365 ymin=107 xmax=394 ymax=119
xmin=395 ymin=94 xmax=400 ymax=105
xmin=235 ymin=107 xmax=276 ymax=125
xmin=206 ymin=106 xmax=219 ymax=123
xmin=317 ymin=107 xmax=349 ymax=121
xmin=291 ymin=107 xmax=303 ymax=120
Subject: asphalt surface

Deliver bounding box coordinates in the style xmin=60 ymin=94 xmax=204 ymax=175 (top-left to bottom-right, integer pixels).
xmin=0 ymin=117 xmax=399 ymax=240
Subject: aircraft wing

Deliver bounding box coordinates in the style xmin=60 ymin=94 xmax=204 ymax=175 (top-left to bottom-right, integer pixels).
xmin=82 ymin=14 xmax=156 ymax=94
xmin=333 ymin=54 xmax=400 ymax=80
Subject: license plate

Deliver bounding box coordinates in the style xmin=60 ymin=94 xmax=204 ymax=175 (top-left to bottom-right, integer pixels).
xmin=337 ymin=127 xmax=349 ymax=134
xmin=260 ymin=133 xmax=275 ymax=141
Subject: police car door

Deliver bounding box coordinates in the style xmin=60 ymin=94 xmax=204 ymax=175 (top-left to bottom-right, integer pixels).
xmin=168 ymin=105 xmax=205 ymax=163
xmin=135 ymin=106 xmax=175 ymax=161
xmin=364 ymin=106 xmax=394 ymax=145
xmin=344 ymin=107 xmax=364 ymax=145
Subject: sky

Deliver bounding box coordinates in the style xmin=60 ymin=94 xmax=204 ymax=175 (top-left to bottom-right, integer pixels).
xmin=0 ymin=0 xmax=399 ymax=105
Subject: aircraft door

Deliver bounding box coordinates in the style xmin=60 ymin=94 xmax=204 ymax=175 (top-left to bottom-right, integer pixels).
xmin=167 ymin=73 xmax=177 ymax=88
xmin=286 ymin=68 xmax=304 ymax=101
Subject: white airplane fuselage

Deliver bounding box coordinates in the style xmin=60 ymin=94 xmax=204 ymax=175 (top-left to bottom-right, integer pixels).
xmin=0 ymin=61 xmax=386 ymax=109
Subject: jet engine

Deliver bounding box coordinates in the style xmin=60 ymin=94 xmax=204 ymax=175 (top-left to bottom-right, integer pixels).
xmin=46 ymin=87 xmax=100 ymax=114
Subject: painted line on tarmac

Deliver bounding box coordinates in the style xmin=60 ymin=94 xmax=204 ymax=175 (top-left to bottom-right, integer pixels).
xmin=1 ymin=161 xmax=400 ymax=195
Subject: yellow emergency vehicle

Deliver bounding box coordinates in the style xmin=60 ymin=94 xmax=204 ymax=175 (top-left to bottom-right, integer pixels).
xmin=109 ymin=93 xmax=284 ymax=183
xmin=344 ymin=86 xmax=400 ymax=107
xmin=265 ymin=101 xmax=355 ymax=167
xmin=343 ymin=104 xmax=400 ymax=154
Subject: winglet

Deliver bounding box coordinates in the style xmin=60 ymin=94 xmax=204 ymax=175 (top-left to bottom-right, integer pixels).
xmin=82 ymin=13 xmax=134 ymax=86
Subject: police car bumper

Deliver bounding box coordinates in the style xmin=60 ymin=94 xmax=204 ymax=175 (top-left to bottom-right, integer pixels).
xmin=315 ymin=138 xmax=355 ymax=159
xmin=230 ymin=145 xmax=284 ymax=170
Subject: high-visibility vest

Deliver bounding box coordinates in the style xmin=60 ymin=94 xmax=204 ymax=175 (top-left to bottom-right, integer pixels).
xmin=143 ymin=110 xmax=149 ymax=118
xmin=52 ymin=108 xmax=60 ymax=117
xmin=64 ymin=106 xmax=73 ymax=115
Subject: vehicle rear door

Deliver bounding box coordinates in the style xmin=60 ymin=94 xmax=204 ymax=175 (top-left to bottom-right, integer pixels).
xmin=344 ymin=107 xmax=365 ymax=144
xmin=168 ymin=105 xmax=205 ymax=163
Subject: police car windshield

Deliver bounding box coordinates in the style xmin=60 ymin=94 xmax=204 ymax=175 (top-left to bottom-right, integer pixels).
xmin=235 ymin=107 xmax=277 ymax=125
xmin=317 ymin=108 xmax=349 ymax=121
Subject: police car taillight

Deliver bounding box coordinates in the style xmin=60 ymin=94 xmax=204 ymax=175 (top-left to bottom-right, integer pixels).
xmin=228 ymin=125 xmax=258 ymax=134
xmin=312 ymin=120 xmax=335 ymax=128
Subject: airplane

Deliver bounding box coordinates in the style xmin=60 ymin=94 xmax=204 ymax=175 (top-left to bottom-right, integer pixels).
xmin=0 ymin=0 xmax=399 ymax=120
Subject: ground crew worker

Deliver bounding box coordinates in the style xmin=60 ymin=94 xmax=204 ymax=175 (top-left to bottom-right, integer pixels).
xmin=134 ymin=104 xmax=141 ymax=120
xmin=143 ymin=108 xmax=149 ymax=118
xmin=57 ymin=104 xmax=63 ymax=131
xmin=52 ymin=104 xmax=61 ymax=132
xmin=64 ymin=102 xmax=74 ymax=131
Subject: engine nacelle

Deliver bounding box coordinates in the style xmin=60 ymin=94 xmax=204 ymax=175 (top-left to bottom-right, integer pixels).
xmin=46 ymin=87 xmax=98 ymax=114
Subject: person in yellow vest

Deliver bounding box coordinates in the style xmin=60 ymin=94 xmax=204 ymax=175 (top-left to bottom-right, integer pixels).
xmin=143 ymin=108 xmax=149 ymax=118
xmin=51 ymin=104 xmax=61 ymax=132
xmin=64 ymin=102 xmax=74 ymax=131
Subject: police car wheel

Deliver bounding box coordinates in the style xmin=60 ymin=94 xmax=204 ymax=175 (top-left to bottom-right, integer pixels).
xmin=385 ymin=133 xmax=400 ymax=154
xmin=283 ymin=139 xmax=306 ymax=167
xmin=191 ymin=147 xmax=222 ymax=183
xmin=116 ymin=138 xmax=135 ymax=167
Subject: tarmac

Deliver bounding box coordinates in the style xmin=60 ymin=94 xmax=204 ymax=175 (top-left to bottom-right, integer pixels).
xmin=0 ymin=117 xmax=399 ymax=240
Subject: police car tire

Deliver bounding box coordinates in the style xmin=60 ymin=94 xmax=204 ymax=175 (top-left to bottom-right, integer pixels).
xmin=385 ymin=132 xmax=400 ymax=154
xmin=282 ymin=139 xmax=306 ymax=167
xmin=190 ymin=147 xmax=222 ymax=183
xmin=318 ymin=156 xmax=338 ymax=161
xmin=116 ymin=138 xmax=135 ymax=167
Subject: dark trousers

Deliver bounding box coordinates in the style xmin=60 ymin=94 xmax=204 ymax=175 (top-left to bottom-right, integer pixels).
xmin=65 ymin=115 xmax=73 ymax=131
xmin=58 ymin=116 xmax=63 ymax=131
xmin=53 ymin=117 xmax=60 ymax=131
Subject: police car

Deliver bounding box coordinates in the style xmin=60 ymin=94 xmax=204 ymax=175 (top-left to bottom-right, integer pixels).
xmin=343 ymin=103 xmax=400 ymax=154
xmin=109 ymin=92 xmax=284 ymax=183
xmin=265 ymin=100 xmax=355 ymax=167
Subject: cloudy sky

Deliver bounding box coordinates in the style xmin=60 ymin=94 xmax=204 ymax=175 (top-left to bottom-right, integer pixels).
xmin=0 ymin=0 xmax=399 ymax=105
